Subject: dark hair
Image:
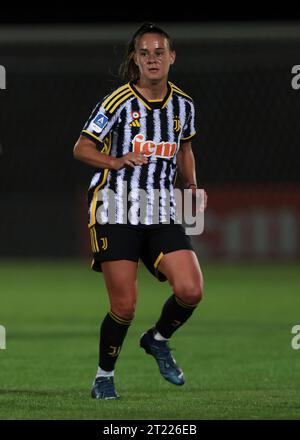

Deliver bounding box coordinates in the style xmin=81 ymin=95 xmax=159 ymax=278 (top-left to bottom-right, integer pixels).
xmin=119 ymin=22 xmax=174 ymax=83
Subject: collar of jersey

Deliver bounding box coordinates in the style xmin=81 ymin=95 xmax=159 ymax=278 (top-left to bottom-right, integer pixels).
xmin=129 ymin=81 xmax=173 ymax=110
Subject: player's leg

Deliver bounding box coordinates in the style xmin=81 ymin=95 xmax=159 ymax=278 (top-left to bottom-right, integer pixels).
xmin=100 ymin=259 xmax=138 ymax=372
xmin=89 ymin=224 xmax=141 ymax=399
xmin=140 ymin=226 xmax=203 ymax=386
xmin=154 ymin=249 xmax=203 ymax=338
xmin=92 ymin=260 xmax=138 ymax=400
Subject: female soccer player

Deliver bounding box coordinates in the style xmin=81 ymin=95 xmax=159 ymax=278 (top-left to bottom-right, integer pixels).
xmin=73 ymin=23 xmax=207 ymax=400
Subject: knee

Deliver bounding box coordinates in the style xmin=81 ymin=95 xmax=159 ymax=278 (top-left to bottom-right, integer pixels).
xmin=110 ymin=298 xmax=137 ymax=321
xmin=173 ymin=277 xmax=204 ymax=306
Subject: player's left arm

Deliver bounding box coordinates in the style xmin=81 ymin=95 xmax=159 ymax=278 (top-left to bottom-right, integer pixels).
xmin=176 ymin=141 xmax=197 ymax=188
xmin=177 ymin=140 xmax=207 ymax=209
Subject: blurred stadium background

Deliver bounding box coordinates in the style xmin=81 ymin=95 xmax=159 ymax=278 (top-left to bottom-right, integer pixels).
xmin=1 ymin=22 xmax=300 ymax=260
xmin=0 ymin=21 xmax=300 ymax=419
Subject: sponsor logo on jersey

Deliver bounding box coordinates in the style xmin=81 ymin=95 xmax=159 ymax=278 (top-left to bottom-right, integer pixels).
xmin=92 ymin=113 xmax=108 ymax=133
xmin=130 ymin=120 xmax=141 ymax=127
xmin=132 ymin=134 xmax=176 ymax=158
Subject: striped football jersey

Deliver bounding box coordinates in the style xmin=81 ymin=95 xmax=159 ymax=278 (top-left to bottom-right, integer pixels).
xmin=81 ymin=81 xmax=196 ymax=227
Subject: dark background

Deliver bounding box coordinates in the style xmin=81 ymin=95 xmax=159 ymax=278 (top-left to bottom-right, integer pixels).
xmin=1 ymin=5 xmax=300 ymax=23
xmin=1 ymin=9 xmax=300 ymax=259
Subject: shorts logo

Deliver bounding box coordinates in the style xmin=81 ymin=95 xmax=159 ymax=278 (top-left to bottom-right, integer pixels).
xmin=132 ymin=134 xmax=176 ymax=159
xmin=92 ymin=113 xmax=108 ymax=133
xmin=173 ymin=116 xmax=181 ymax=132
xmin=100 ymin=237 xmax=108 ymax=250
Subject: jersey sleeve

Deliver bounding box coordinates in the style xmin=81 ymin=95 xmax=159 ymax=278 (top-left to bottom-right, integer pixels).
xmin=81 ymin=100 xmax=118 ymax=145
xmin=180 ymin=100 xmax=196 ymax=141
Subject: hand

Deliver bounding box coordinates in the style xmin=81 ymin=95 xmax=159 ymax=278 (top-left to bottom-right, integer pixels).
xmin=112 ymin=152 xmax=148 ymax=170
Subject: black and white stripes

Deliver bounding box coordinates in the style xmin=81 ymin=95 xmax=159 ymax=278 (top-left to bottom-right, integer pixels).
xmin=82 ymin=82 xmax=196 ymax=228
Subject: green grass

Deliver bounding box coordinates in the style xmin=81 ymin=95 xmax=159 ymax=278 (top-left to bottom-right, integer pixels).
xmin=0 ymin=260 xmax=300 ymax=419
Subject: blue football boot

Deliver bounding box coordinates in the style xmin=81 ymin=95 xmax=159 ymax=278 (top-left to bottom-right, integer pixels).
xmin=91 ymin=376 xmax=120 ymax=400
xmin=140 ymin=328 xmax=185 ymax=386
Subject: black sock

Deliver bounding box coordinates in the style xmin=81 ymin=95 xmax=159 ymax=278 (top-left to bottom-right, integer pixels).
xmin=155 ymin=294 xmax=198 ymax=339
xmin=99 ymin=311 xmax=133 ymax=371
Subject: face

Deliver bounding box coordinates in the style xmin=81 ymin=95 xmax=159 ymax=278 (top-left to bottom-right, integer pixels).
xmin=134 ymin=33 xmax=176 ymax=82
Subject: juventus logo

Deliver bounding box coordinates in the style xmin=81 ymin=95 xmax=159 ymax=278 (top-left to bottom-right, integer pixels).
xmin=108 ymin=345 xmax=121 ymax=357
xmin=100 ymin=237 xmax=108 ymax=250
xmin=173 ymin=116 xmax=181 ymax=132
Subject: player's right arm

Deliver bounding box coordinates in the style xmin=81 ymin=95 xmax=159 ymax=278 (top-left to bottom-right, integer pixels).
xmin=73 ymin=135 xmax=148 ymax=170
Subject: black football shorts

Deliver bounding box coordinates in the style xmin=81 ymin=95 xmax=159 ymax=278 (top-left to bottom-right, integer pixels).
xmin=89 ymin=223 xmax=194 ymax=282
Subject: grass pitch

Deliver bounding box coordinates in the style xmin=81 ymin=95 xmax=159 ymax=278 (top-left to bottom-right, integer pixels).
xmin=0 ymin=260 xmax=300 ymax=419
